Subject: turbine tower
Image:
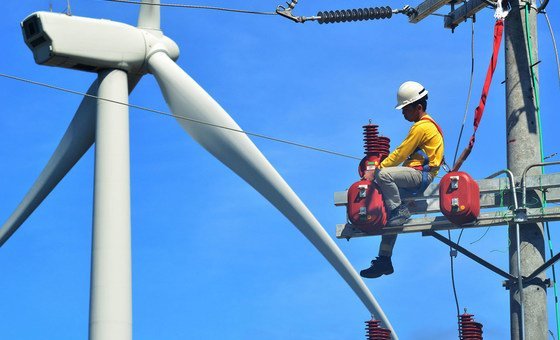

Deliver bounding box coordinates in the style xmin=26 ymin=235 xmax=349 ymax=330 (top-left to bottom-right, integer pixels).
xmin=0 ymin=1 xmax=397 ymax=339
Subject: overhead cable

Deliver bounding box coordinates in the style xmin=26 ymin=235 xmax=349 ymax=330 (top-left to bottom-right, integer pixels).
xmin=0 ymin=72 xmax=360 ymax=160
xmin=106 ymin=0 xmax=429 ymax=24
xmin=524 ymin=4 xmax=560 ymax=338
xmin=446 ymin=16 xmax=475 ymax=314
xmin=545 ymin=152 xmax=559 ymax=161
xmin=448 ymin=230 xmax=461 ymax=318
xmin=104 ymin=0 xmax=277 ymax=16
xmin=453 ymin=16 xmax=476 ymax=166
xmin=537 ymin=0 xmax=550 ymax=13
xmin=541 ymin=10 xmax=560 ymax=89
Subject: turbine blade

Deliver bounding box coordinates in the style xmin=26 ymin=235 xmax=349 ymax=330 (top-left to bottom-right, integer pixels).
xmin=0 ymin=76 xmax=142 ymax=248
xmin=147 ymin=51 xmax=397 ymax=336
xmin=138 ymin=0 xmax=160 ymax=30
xmin=0 ymin=82 xmax=97 ymax=246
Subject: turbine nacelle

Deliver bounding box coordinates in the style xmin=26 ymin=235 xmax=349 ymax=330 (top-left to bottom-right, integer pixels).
xmin=21 ymin=11 xmax=179 ymax=74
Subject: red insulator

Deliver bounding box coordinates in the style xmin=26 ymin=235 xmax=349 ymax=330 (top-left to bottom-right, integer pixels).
xmin=365 ymin=319 xmax=391 ymax=340
xmin=362 ymin=124 xmax=390 ymax=156
xmin=362 ymin=124 xmax=380 ymax=155
xmin=358 ymin=123 xmax=391 ymax=177
xmin=459 ymin=312 xmax=483 ymax=340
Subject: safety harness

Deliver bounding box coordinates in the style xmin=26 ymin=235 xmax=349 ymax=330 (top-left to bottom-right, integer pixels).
xmin=404 ymin=116 xmax=445 ymax=195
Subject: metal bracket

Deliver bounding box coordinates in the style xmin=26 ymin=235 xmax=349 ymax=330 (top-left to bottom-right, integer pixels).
xmin=450 ymin=175 xmax=459 ymax=189
xmin=358 ymin=184 xmax=368 ymax=198
xmin=276 ymin=0 xmax=317 ymax=23
xmin=514 ymin=208 xmax=528 ymax=223
xmin=276 ymin=5 xmax=304 ymax=23
xmin=359 ymin=207 xmax=367 ymax=216
xmin=503 ymin=277 xmax=552 ymax=290
xmin=394 ymin=5 xmax=417 ymax=17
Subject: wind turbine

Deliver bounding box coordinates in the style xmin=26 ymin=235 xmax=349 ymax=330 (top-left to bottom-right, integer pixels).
xmin=0 ymin=1 xmax=397 ymax=339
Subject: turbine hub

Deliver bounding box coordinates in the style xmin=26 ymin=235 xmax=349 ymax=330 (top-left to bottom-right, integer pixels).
xmin=144 ymin=31 xmax=179 ymax=63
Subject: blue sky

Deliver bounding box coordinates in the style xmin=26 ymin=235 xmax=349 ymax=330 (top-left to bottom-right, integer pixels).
xmin=0 ymin=0 xmax=559 ymax=339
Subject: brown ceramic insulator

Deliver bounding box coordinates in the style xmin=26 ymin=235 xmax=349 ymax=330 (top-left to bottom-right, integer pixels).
xmin=365 ymin=319 xmax=391 ymax=340
xmin=458 ymin=313 xmax=483 ymax=340
xmin=362 ymin=124 xmax=390 ymax=156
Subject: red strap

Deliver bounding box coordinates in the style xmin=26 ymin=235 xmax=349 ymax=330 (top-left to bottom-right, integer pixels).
xmin=452 ymin=20 xmax=504 ymax=172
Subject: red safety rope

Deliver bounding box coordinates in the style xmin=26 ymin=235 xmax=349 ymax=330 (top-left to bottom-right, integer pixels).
xmin=452 ymin=19 xmax=504 ymax=172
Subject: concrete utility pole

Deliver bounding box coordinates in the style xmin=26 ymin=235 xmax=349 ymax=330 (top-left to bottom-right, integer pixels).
xmin=505 ymin=0 xmax=547 ymax=338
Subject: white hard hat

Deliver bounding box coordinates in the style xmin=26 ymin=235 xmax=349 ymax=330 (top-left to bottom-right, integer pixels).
xmin=395 ymin=81 xmax=428 ymax=109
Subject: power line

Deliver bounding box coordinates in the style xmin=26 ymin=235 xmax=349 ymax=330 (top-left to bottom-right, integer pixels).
xmin=448 ymin=229 xmax=461 ymax=318
xmin=448 ymin=17 xmax=475 ymax=323
xmin=104 ymin=0 xmax=277 ymax=16
xmin=453 ymin=17 xmax=475 ymax=166
xmin=0 ymin=72 xmax=360 ymax=160
xmin=469 ymin=226 xmax=491 ymax=245
xmin=541 ymin=10 xmax=560 ymax=90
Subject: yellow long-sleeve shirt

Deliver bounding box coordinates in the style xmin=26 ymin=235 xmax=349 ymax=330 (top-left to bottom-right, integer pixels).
xmin=379 ymin=114 xmax=444 ymax=177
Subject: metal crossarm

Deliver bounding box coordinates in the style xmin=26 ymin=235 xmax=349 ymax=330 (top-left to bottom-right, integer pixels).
xmin=409 ymin=0 xmax=452 ymax=23
xmin=444 ymin=0 xmax=488 ymax=29
xmin=336 ymin=206 xmax=560 ymax=238
xmin=334 ymin=172 xmax=560 ymax=239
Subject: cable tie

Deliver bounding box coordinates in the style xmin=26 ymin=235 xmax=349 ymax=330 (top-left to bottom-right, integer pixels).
xmin=531 ymin=60 xmax=543 ymax=68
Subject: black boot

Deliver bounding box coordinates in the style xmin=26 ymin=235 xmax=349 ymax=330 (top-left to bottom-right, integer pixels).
xmin=360 ymin=256 xmax=394 ymax=278
xmin=386 ymin=204 xmax=411 ymax=227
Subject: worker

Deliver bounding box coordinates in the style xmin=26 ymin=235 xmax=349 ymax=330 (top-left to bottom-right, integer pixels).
xmin=360 ymin=81 xmax=445 ymax=278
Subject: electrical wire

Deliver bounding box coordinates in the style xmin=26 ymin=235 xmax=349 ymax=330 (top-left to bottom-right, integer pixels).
xmin=453 ymin=17 xmax=476 ymax=166
xmin=448 ymin=18 xmax=475 ymax=325
xmin=0 ymin=72 xmax=361 ymax=160
xmin=446 ymin=18 xmax=474 ymax=322
xmin=544 ymin=152 xmax=558 ymax=160
xmin=541 ymin=10 xmax=560 ymax=89
xmin=546 ymin=222 xmax=559 ymax=337
xmin=537 ymin=0 xmax=550 ymax=13
xmin=469 ymin=226 xmax=491 ymax=245
xmin=448 ymin=230 xmax=461 ymax=318
xmin=104 ymin=0 xmax=277 ymax=16
xmin=525 ymin=5 xmax=560 ymax=338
